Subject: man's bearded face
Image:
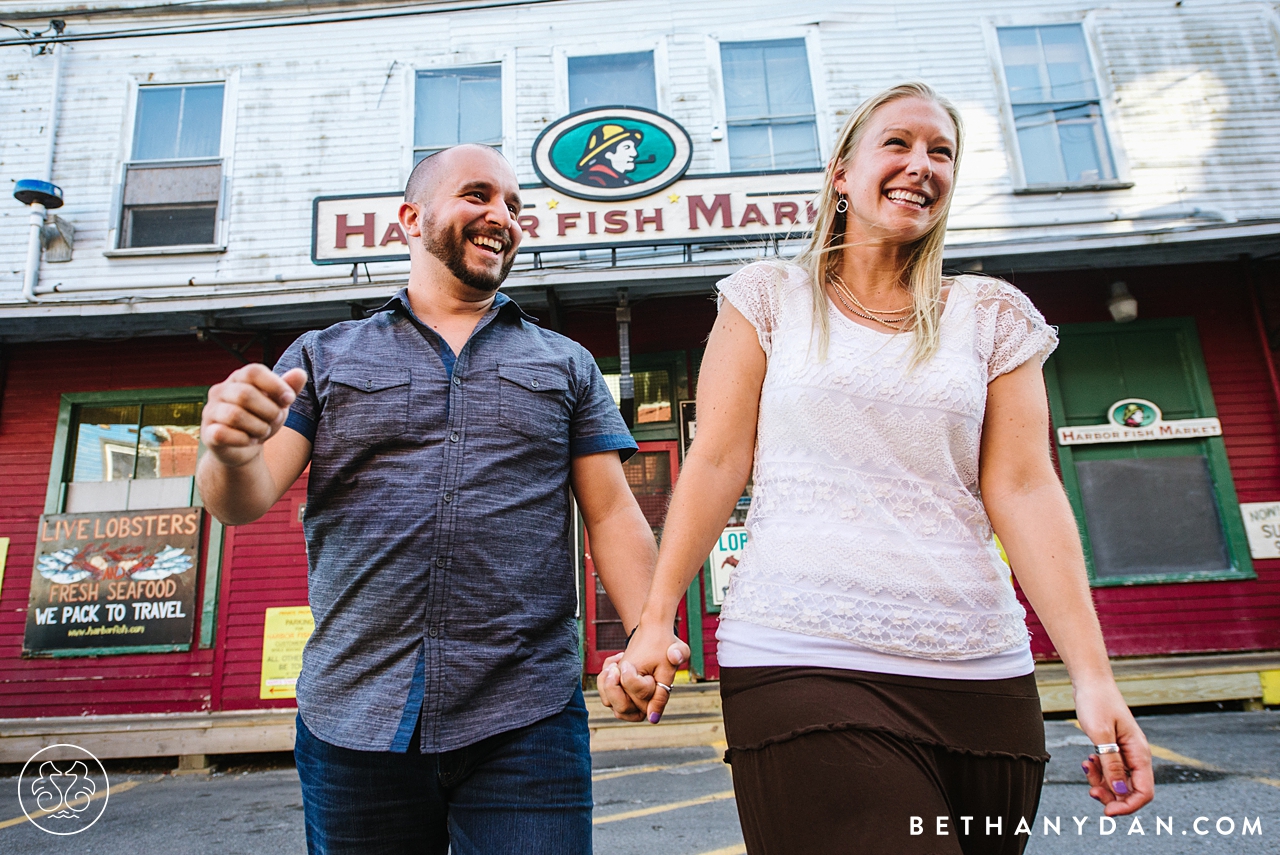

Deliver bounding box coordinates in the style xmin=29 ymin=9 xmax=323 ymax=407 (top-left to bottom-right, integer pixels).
xmin=422 ymin=211 xmax=516 ymax=293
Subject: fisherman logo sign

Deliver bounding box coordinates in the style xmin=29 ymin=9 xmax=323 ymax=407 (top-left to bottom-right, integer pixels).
xmin=531 ymin=106 xmax=693 ymax=202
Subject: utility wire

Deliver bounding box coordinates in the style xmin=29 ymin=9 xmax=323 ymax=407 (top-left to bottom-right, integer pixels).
xmin=0 ymin=0 xmax=564 ymax=48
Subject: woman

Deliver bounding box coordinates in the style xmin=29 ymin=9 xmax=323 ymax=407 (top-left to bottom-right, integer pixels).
xmin=599 ymin=82 xmax=1153 ymax=854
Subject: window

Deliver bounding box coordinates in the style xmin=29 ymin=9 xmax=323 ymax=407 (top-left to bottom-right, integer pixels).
xmin=43 ymin=387 xmax=225 ymax=652
xmin=567 ymin=52 xmax=657 ymax=111
xmin=720 ymin=39 xmax=820 ymax=171
xmin=121 ymin=83 xmax=225 ymax=248
xmin=414 ymin=66 xmax=502 ymax=164
xmin=602 ymin=369 xmax=671 ymax=424
xmin=996 ymin=24 xmax=1119 ymax=187
xmin=59 ymin=394 xmax=205 ymax=513
xmin=1044 ymin=319 xmax=1253 ymax=585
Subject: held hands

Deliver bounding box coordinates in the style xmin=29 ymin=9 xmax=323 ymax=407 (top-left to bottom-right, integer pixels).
xmin=1074 ymin=681 xmax=1155 ymax=815
xmin=598 ymin=622 xmax=690 ymax=724
xmin=201 ymin=365 xmax=307 ymax=467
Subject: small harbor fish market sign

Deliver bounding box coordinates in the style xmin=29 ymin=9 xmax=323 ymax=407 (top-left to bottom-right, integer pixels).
xmin=312 ymin=109 xmax=820 ymax=263
xmin=1056 ymin=399 xmax=1222 ymax=446
xmin=24 ymin=510 xmax=202 ymax=655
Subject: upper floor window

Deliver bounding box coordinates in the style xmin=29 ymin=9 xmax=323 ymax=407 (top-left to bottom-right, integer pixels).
xmin=720 ymin=39 xmax=819 ymax=171
xmin=121 ymin=83 xmax=225 ymax=248
xmin=567 ymin=52 xmax=657 ymax=111
xmin=996 ymin=24 xmax=1119 ymax=188
xmin=414 ymin=65 xmax=502 ymax=164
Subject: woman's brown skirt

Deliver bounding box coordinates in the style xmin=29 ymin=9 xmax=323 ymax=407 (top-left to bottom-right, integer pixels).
xmin=720 ymin=666 xmax=1049 ymax=855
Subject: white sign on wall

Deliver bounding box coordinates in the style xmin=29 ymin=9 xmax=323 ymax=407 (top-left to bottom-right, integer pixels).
xmin=1056 ymin=398 xmax=1222 ymax=446
xmin=311 ymin=172 xmax=821 ymax=265
xmin=1239 ymin=502 xmax=1280 ymax=559
xmin=707 ymin=526 xmax=749 ymax=607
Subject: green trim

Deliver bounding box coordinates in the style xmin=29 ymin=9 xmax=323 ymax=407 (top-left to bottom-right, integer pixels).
xmin=198 ymin=517 xmax=225 ymax=648
xmin=44 ymin=396 xmax=75 ymax=514
xmin=684 ymin=575 xmax=704 ymax=678
xmin=43 ymin=644 xmax=191 ymax=658
xmin=702 ymin=560 xmax=722 ymax=614
xmin=1046 ymin=319 xmax=1254 ymax=586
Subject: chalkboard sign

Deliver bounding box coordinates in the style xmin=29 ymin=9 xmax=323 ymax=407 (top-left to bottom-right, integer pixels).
xmin=1076 ymin=456 xmax=1230 ymax=579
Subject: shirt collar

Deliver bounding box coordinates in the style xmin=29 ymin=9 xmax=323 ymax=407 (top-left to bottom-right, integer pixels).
xmin=375 ymin=287 xmax=537 ymax=324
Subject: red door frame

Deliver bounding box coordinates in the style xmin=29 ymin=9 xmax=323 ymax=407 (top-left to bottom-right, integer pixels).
xmin=582 ymin=440 xmax=688 ymax=674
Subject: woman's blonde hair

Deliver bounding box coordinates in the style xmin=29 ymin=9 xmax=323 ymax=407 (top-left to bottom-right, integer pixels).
xmin=795 ymin=81 xmax=963 ymax=364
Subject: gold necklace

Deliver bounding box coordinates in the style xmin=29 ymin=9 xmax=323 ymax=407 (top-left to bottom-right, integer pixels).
xmin=829 ymin=284 xmax=910 ymax=330
xmin=830 ymin=273 xmax=914 ymax=317
xmin=829 ymin=275 xmax=914 ymax=328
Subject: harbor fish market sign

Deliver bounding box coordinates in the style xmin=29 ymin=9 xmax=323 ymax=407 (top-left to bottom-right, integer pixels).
xmin=1056 ymin=399 xmax=1222 ymax=446
xmin=312 ymin=108 xmax=820 ymax=263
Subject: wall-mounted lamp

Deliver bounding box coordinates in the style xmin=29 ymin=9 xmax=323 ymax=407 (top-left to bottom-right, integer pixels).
xmin=1108 ymin=281 xmax=1138 ymax=323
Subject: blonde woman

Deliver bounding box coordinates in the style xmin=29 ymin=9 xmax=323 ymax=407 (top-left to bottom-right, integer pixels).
xmin=599 ymin=82 xmax=1153 ymax=854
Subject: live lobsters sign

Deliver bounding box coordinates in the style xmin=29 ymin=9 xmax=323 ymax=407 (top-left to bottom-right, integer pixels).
xmin=312 ymin=108 xmax=821 ymax=264
xmin=24 ymin=509 xmax=202 ymax=655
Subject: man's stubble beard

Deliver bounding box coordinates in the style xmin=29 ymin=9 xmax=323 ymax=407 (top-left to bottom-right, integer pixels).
xmin=422 ymin=215 xmax=515 ymax=293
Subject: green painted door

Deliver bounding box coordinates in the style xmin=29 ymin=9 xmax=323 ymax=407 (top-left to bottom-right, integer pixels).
xmin=1044 ymin=319 xmax=1253 ymax=586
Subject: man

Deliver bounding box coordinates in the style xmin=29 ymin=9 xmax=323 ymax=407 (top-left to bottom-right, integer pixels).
xmin=575 ymin=123 xmax=643 ymax=188
xmin=197 ymin=144 xmax=659 ymax=854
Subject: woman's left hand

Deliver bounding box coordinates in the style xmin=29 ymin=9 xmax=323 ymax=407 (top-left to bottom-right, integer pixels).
xmin=1074 ymin=680 xmax=1154 ymax=815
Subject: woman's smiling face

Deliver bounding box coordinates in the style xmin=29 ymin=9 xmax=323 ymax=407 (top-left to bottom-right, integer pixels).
xmin=833 ymin=96 xmax=958 ymax=246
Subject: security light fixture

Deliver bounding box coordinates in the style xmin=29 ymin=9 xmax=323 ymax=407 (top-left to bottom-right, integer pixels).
xmin=1108 ymin=281 xmax=1138 ymax=323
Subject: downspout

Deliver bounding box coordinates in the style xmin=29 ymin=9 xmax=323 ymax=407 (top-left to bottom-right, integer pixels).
xmin=1245 ymin=258 xmax=1280 ymax=421
xmin=22 ymin=43 xmax=63 ymax=302
xmin=616 ymin=290 xmax=634 ymax=429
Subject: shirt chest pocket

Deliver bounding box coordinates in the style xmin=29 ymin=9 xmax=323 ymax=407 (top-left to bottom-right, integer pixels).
xmin=327 ymin=369 xmax=411 ymax=445
xmin=498 ymin=363 xmax=570 ymax=441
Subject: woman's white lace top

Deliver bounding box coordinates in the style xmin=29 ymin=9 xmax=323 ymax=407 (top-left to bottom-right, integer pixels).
xmin=716 ymin=261 xmax=1058 ymax=661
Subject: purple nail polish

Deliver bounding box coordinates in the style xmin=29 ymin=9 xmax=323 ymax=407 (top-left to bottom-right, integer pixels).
xmin=1082 ymin=761 xmax=1090 ymax=773
xmin=1113 ymin=781 xmax=1129 ymax=795
xmin=648 ymin=712 xmax=660 ymax=724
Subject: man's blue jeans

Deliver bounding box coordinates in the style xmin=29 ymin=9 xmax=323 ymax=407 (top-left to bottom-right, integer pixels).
xmin=295 ymin=687 xmax=593 ymax=854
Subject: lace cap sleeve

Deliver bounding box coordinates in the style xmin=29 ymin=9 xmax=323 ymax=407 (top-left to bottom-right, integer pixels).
xmin=973 ymin=278 xmax=1059 ymax=381
xmin=716 ymin=261 xmax=789 ymax=358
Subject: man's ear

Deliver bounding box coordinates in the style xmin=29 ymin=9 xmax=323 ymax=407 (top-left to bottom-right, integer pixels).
xmin=399 ymin=201 xmax=424 ymax=237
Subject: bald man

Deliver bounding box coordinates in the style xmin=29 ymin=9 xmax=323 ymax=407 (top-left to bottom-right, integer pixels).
xmin=197 ymin=145 xmax=658 ymax=854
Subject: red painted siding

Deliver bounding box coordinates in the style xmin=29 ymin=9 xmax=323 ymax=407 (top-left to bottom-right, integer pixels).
xmin=0 ymin=335 xmax=312 ymax=717
xmin=1 ymin=262 xmax=1277 ymax=719
xmin=1016 ymin=263 xmax=1280 ymax=659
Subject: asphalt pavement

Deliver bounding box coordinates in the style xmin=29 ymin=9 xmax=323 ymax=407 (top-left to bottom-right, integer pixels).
xmin=0 ymin=709 xmax=1275 ymax=854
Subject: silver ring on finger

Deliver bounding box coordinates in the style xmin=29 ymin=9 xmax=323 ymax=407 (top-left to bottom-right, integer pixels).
xmin=655 ymin=682 xmax=674 ymax=693
xmin=1094 ymin=742 xmax=1121 ymax=754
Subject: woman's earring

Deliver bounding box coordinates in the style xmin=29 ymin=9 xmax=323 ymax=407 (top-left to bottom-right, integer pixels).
xmin=835 ymin=195 xmax=849 ymax=214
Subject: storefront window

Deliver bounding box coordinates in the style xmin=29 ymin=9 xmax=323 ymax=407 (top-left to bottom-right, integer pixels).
xmin=58 ymin=393 xmax=205 ymax=513
xmin=602 ymin=369 xmax=672 ymax=424
xmin=1045 ymin=319 xmax=1253 ymax=585
xmin=567 ymin=51 xmax=657 ymax=111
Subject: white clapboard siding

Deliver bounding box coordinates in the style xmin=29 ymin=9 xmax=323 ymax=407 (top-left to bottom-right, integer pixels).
xmin=1 ymin=0 xmax=1279 ymax=305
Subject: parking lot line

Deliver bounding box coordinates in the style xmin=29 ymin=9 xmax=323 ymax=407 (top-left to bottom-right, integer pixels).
xmin=0 ymin=778 xmax=141 ymax=830
xmin=695 ymin=845 xmax=746 ymax=855
xmin=593 ymin=789 xmax=736 ymax=825
xmin=1070 ymin=719 xmax=1280 ymax=790
xmin=593 ymin=757 xmax=720 ymax=782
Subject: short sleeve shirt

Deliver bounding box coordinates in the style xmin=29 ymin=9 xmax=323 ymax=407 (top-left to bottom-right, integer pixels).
xmin=273 ymin=289 xmax=635 ymax=752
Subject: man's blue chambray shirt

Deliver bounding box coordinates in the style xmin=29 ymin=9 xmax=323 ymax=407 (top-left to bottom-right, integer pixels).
xmin=273 ymin=289 xmax=636 ymax=753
